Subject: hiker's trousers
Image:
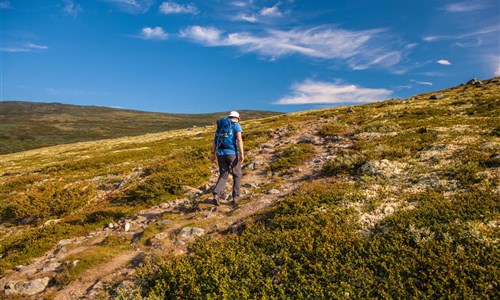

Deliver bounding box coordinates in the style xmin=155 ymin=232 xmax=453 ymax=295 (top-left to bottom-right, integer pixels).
xmin=214 ymin=154 xmax=242 ymax=198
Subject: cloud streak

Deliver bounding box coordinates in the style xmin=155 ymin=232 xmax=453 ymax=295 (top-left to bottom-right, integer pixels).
xmin=1 ymin=43 xmax=48 ymax=52
xmin=442 ymin=1 xmax=488 ymax=12
xmin=276 ymin=80 xmax=392 ymax=105
xmin=159 ymin=1 xmax=197 ymax=14
xmin=103 ymin=0 xmax=153 ymax=14
xmin=180 ymin=25 xmax=405 ymax=70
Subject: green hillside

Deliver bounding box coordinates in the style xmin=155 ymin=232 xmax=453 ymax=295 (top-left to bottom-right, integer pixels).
xmin=0 ymin=101 xmax=281 ymax=154
xmin=0 ymin=78 xmax=498 ymax=298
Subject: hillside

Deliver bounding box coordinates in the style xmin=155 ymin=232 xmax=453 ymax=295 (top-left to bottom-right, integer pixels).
xmin=0 ymin=101 xmax=280 ymax=154
xmin=0 ymin=77 xmax=499 ymax=299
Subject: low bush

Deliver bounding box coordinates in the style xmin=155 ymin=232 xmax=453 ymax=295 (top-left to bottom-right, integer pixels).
xmin=270 ymin=144 xmax=315 ymax=172
xmin=138 ymin=183 xmax=499 ymax=299
xmin=322 ymin=154 xmax=367 ymax=176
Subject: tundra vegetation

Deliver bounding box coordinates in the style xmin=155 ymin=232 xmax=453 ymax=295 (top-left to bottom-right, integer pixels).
xmin=0 ymin=78 xmax=499 ymax=298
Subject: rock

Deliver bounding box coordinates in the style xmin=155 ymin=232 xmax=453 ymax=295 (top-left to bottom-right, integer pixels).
xmin=177 ymin=227 xmax=205 ymax=242
xmin=108 ymin=223 xmax=115 ymax=229
xmin=4 ymin=277 xmax=50 ymax=296
xmin=267 ymin=189 xmax=280 ymax=195
xmin=124 ymin=223 xmax=131 ymax=232
xmin=243 ymin=183 xmax=257 ymax=188
xmin=298 ymin=134 xmax=323 ymax=145
xmin=261 ymin=143 xmax=274 ymax=149
xmin=467 ymin=78 xmax=483 ymax=87
xmin=430 ymin=93 xmax=444 ymax=100
xmin=346 ymin=107 xmax=355 ymax=113
xmin=41 ymin=261 xmax=62 ymax=272
xmin=243 ymin=161 xmax=263 ymax=170
xmin=72 ymin=260 xmax=80 ymax=267
xmin=183 ymin=186 xmax=203 ymax=197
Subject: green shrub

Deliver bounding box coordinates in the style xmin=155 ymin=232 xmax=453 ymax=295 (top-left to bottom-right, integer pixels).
xmin=270 ymin=144 xmax=315 ymax=172
xmin=318 ymin=123 xmax=350 ymax=137
xmin=0 ymin=182 xmax=94 ymax=225
xmin=356 ymin=121 xmax=400 ymax=133
xmin=138 ymin=184 xmax=499 ymax=299
xmin=322 ymin=154 xmax=367 ymax=176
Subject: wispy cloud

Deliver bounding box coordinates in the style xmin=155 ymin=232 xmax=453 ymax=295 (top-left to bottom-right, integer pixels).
xmin=159 ymin=1 xmax=197 ymax=14
xmin=140 ymin=27 xmax=168 ymax=40
xmin=180 ymin=25 xmax=406 ymax=69
xmin=436 ymin=59 xmax=451 ymax=65
xmin=442 ymin=1 xmax=488 ymax=12
xmin=259 ymin=4 xmax=283 ymax=17
xmin=411 ymin=79 xmax=433 ymax=86
xmin=103 ymin=0 xmax=153 ymax=14
xmin=275 ymin=80 xmax=392 ymax=105
xmin=1 ymin=43 xmax=48 ymax=52
xmin=63 ymin=0 xmax=83 ymax=17
xmin=423 ymin=26 xmax=499 ymax=44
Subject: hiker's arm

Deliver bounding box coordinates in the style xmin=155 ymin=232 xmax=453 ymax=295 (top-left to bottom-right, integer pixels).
xmin=210 ymin=138 xmax=217 ymax=163
xmin=236 ymin=132 xmax=244 ymax=163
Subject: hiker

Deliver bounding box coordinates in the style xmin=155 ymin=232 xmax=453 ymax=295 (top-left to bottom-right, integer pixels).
xmin=210 ymin=111 xmax=244 ymax=206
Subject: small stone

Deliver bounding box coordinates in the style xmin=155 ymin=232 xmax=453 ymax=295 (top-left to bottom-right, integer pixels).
xmin=108 ymin=223 xmax=115 ymax=229
xmin=124 ymin=223 xmax=131 ymax=232
xmin=267 ymin=189 xmax=280 ymax=195
xmin=430 ymin=93 xmax=444 ymax=100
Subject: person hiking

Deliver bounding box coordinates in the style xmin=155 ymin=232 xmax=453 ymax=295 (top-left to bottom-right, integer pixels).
xmin=210 ymin=111 xmax=244 ymax=207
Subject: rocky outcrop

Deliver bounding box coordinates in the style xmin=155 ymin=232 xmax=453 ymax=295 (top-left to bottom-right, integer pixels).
xmin=4 ymin=277 xmax=50 ymax=296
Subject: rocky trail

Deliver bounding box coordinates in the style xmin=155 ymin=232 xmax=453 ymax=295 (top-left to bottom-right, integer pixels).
xmin=1 ymin=118 xmax=352 ymax=299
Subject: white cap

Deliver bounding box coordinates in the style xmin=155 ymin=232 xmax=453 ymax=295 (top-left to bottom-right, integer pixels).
xmin=228 ymin=111 xmax=240 ymax=119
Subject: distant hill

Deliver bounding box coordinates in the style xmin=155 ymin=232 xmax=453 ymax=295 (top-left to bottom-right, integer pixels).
xmin=0 ymin=101 xmax=282 ymax=154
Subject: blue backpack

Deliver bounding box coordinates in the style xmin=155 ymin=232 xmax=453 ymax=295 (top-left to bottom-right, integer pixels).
xmin=215 ymin=117 xmax=236 ymax=151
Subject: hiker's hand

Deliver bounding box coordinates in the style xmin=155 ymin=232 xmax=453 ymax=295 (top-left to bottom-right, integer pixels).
xmin=239 ymin=153 xmax=244 ymax=163
xmin=210 ymin=153 xmax=216 ymax=163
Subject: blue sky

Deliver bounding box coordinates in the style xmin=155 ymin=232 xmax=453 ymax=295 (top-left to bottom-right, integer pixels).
xmin=1 ymin=0 xmax=499 ymax=113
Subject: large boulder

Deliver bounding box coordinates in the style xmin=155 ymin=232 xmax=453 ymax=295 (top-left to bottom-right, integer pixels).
xmin=4 ymin=277 xmax=50 ymax=296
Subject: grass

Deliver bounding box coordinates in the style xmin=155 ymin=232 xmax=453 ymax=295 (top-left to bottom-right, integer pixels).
xmin=1 ymin=77 xmax=499 ymax=297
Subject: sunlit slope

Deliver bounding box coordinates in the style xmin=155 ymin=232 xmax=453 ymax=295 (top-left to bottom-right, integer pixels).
xmin=0 ymin=101 xmax=280 ymax=154
xmin=0 ymin=77 xmax=498 ymax=298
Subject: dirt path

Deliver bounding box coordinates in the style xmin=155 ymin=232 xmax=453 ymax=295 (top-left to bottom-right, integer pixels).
xmin=3 ymin=119 xmax=349 ymax=299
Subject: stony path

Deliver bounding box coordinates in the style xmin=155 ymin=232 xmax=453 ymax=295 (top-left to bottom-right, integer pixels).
xmin=2 ymin=119 xmax=352 ymax=299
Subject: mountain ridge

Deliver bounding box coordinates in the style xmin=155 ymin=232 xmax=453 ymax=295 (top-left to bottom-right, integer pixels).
xmin=0 ymin=100 xmax=282 ymax=155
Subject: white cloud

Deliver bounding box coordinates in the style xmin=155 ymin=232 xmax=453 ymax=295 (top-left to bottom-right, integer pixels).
xmin=411 ymin=79 xmax=433 ymax=86
xmin=1 ymin=43 xmax=48 ymax=52
xmin=140 ymin=27 xmax=168 ymax=40
xmin=443 ymin=1 xmax=487 ymax=12
xmin=260 ymin=4 xmax=282 ymax=17
xmin=436 ymin=59 xmax=451 ymax=65
xmin=180 ymin=26 xmax=222 ymax=45
xmin=63 ymin=0 xmax=83 ymax=17
xmin=276 ymin=80 xmax=393 ymax=105
xmin=180 ymin=25 xmax=404 ymax=69
xmin=239 ymin=14 xmax=258 ymax=23
xmin=159 ymin=1 xmax=197 ymax=14
xmin=104 ymin=0 xmax=153 ymax=14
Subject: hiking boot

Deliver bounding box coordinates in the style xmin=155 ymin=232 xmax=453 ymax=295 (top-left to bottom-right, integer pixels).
xmin=212 ymin=194 xmax=221 ymax=206
xmin=230 ymin=196 xmax=240 ymax=208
